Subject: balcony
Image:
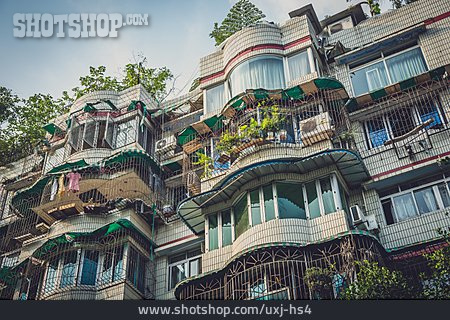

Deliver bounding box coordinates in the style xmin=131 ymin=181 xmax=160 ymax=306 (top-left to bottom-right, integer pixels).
xmin=11 ymin=150 xmax=162 ymax=227
xmin=178 ymin=77 xmax=352 ymax=196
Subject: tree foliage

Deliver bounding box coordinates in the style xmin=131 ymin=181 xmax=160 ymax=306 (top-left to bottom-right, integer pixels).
xmin=210 ymin=0 xmax=266 ymax=46
xmin=341 ymin=261 xmax=414 ymax=299
xmin=420 ymin=246 xmax=450 ymax=299
xmin=0 ymin=57 xmax=173 ymax=166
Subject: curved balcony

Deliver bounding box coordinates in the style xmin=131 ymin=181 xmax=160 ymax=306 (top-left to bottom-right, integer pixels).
xmin=178 ymin=77 xmax=352 ymax=195
xmin=175 ymin=234 xmax=383 ymax=300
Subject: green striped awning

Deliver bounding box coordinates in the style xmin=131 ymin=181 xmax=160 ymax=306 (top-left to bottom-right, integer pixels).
xmin=220 ymin=77 xmax=348 ymax=118
xmin=43 ymin=123 xmax=64 ymax=135
xmin=346 ymin=65 xmax=448 ymax=113
xmin=178 ymin=116 xmax=224 ymax=146
xmin=33 ymin=219 xmax=154 ymax=258
xmin=48 ymin=159 xmax=88 ymax=174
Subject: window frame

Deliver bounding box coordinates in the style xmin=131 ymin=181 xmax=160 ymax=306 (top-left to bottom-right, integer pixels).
xmin=349 ymin=45 xmax=428 ymax=97
xmin=167 ymin=250 xmax=202 ymax=290
xmin=379 ymin=175 xmax=450 ymax=224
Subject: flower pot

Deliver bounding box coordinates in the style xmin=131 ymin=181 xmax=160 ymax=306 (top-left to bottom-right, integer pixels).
xmin=279 ymin=129 xmax=287 ymax=142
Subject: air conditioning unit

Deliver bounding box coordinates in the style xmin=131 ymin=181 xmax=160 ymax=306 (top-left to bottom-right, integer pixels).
xmin=350 ymin=205 xmax=364 ymax=224
xmin=300 ymin=112 xmax=334 ymax=146
xmin=155 ymin=135 xmax=176 ymax=154
xmin=349 ymin=205 xmax=379 ymax=231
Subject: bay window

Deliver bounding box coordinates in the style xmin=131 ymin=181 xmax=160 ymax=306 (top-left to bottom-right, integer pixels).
xmin=228 ymin=55 xmax=285 ymax=97
xmin=206 ymin=174 xmax=347 ymax=249
xmin=380 ymin=176 xmax=450 ymax=224
xmin=350 ymin=46 xmax=427 ymax=96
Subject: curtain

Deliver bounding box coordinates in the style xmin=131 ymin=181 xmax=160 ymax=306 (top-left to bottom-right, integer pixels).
xmin=320 ymin=178 xmax=336 ymax=214
xmin=414 ymin=187 xmax=438 ymax=214
xmin=351 ymin=61 xmax=388 ymax=96
xmin=393 ymin=193 xmax=418 ymax=222
xmin=205 ymin=83 xmax=225 ymax=115
xmin=386 ymin=47 xmax=427 ymax=83
xmin=288 ymin=51 xmax=311 ymax=81
xmin=229 ymin=56 xmax=285 ymax=96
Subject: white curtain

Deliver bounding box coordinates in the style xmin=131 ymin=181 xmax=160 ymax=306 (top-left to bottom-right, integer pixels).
xmin=229 ymin=56 xmax=285 ymax=96
xmin=351 ymin=61 xmax=389 ymax=96
xmin=205 ymin=84 xmax=225 ymax=115
xmin=393 ymin=193 xmax=418 ymax=222
xmin=288 ymin=51 xmax=311 ymax=81
xmin=386 ymin=47 xmax=427 ymax=83
xmin=414 ymin=188 xmax=438 ymax=214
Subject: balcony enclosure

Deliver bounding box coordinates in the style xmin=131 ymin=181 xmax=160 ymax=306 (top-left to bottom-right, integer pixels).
xmin=4 ymin=151 xmax=164 ymax=250
xmin=175 ymin=235 xmax=383 ymax=300
xmin=0 ymin=219 xmax=155 ymax=300
xmin=179 ymin=78 xmax=351 ymax=195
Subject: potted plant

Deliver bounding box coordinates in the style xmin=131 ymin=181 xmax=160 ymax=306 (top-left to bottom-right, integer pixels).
xmin=193 ymin=151 xmax=214 ymax=179
xmin=216 ymin=130 xmax=238 ymax=164
xmin=261 ymin=105 xmax=284 ymax=141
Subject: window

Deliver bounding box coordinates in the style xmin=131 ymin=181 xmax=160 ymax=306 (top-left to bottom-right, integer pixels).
xmin=288 ymin=51 xmax=311 ymax=81
xmin=222 ymin=210 xmax=232 ymax=247
xmin=380 ymin=176 xmax=450 ymax=224
xmin=168 ymin=249 xmax=201 ymax=290
xmin=363 ymin=96 xmax=444 ymax=149
xmin=115 ymin=118 xmax=137 ymax=148
xmin=42 ymin=259 xmax=58 ymax=295
xmin=234 ymin=195 xmax=249 ymax=239
xmin=250 ymin=189 xmax=262 ymax=226
xmin=277 ymin=182 xmax=306 ymax=219
xmin=80 ymin=250 xmax=98 ymax=286
xmin=127 ymin=246 xmax=147 ymax=293
xmin=350 ymin=46 xmax=427 ymax=96
xmin=385 ymin=47 xmax=427 ymax=83
xmin=365 ymin=117 xmax=389 ymax=148
xmin=60 ymin=251 xmax=78 ymax=289
xmin=99 ymin=245 xmax=124 ymax=284
xmin=228 ymin=56 xmax=285 ymax=96
xmin=82 ymin=118 xmax=97 ymax=149
xmin=306 ymin=181 xmax=320 ymax=219
xmin=208 ymin=215 xmax=219 ymax=250
xmin=205 ymin=84 xmax=226 ymax=115
xmin=320 ymin=177 xmax=336 ymax=214
xmin=263 ymin=185 xmax=276 ymax=222
xmin=211 ymin=175 xmax=344 ymax=245
xmin=0 ymin=188 xmax=13 ymax=219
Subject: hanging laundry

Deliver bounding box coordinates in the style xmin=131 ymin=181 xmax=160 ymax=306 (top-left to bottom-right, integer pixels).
xmin=57 ymin=174 xmax=65 ymax=198
xmin=67 ymin=171 xmax=81 ymax=192
xmin=50 ymin=178 xmax=58 ymax=201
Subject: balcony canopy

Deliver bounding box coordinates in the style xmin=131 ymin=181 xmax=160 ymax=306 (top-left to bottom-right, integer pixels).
xmin=177 ymin=77 xmax=348 ymax=146
xmin=177 ymin=149 xmax=369 ymax=235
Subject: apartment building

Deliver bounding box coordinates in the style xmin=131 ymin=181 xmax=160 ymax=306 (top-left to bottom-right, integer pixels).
xmin=1 ymin=0 xmax=449 ymax=300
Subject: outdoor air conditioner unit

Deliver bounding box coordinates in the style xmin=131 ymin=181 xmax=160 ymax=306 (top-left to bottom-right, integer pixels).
xmin=299 ymin=111 xmax=334 ymax=146
xmin=155 ymin=135 xmax=176 ymax=154
xmin=349 ymin=205 xmax=378 ymax=231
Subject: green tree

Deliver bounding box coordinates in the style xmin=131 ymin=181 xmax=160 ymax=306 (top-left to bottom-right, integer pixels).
xmin=420 ymin=246 xmax=450 ymax=299
xmin=121 ymin=62 xmax=173 ymax=102
xmin=342 ymin=261 xmax=414 ymax=299
xmin=72 ymin=66 xmax=123 ymax=99
xmin=0 ymin=87 xmax=20 ymax=125
xmin=0 ymin=93 xmax=69 ymax=165
xmin=210 ymin=0 xmax=266 ymax=46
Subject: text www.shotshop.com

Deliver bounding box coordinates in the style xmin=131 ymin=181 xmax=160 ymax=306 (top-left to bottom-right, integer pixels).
xmin=137 ymin=304 xmax=312 ymax=317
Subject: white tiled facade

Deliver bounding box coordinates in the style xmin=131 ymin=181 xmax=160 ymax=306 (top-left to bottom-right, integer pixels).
xmin=1 ymin=0 xmax=450 ymax=300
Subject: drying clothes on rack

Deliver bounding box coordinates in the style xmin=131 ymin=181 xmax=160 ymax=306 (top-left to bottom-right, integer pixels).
xmin=67 ymin=172 xmax=81 ymax=192
xmin=50 ymin=178 xmax=58 ymax=201
xmin=57 ymin=174 xmax=65 ymax=198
